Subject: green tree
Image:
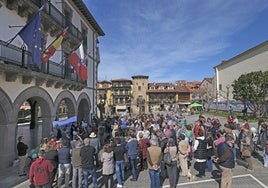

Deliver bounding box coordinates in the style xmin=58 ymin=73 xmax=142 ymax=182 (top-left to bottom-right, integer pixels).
xmin=232 ymin=71 xmax=268 ymax=117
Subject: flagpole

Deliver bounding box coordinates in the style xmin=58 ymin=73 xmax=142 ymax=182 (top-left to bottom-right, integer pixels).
xmin=5 ymin=6 xmax=44 ymax=47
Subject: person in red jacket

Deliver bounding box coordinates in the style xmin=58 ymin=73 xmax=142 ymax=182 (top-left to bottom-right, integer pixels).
xmin=29 ymin=150 xmax=54 ymax=188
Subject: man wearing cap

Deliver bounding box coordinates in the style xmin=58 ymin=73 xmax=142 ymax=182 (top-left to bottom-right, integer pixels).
xmin=29 ymin=150 xmax=54 ymax=188
xmin=214 ymin=136 xmax=235 ymax=188
xmin=17 ymin=136 xmax=28 ymax=176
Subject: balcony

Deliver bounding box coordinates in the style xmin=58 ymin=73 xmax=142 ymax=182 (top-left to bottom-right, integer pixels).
xmin=0 ymin=40 xmax=85 ymax=91
xmin=6 ymin=0 xmax=83 ymax=49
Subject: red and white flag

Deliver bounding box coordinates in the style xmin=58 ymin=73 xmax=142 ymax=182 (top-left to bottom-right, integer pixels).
xmin=68 ymin=43 xmax=87 ymax=81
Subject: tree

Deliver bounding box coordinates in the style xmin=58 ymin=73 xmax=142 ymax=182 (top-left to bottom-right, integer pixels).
xmin=232 ymin=71 xmax=268 ymax=117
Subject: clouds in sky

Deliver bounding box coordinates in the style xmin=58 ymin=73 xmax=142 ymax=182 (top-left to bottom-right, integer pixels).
xmin=86 ymin=0 xmax=268 ymax=82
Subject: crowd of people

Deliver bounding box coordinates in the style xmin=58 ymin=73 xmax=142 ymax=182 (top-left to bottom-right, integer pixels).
xmin=16 ymin=112 xmax=268 ymax=188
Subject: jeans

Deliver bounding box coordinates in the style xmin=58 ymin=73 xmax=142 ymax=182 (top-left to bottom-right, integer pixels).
xmin=57 ymin=163 xmax=71 ymax=188
xmin=115 ymin=160 xmax=125 ymax=185
xmin=72 ymin=166 xmax=82 ymax=188
xmin=129 ymin=155 xmax=137 ymax=180
xmin=149 ymin=168 xmax=161 ymax=188
xmin=206 ymin=158 xmax=213 ymax=172
xmin=82 ymin=168 xmax=98 ymax=188
xmin=263 ymin=147 xmax=268 ymax=166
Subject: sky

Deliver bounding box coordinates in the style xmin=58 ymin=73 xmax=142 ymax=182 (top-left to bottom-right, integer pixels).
xmin=85 ymin=0 xmax=268 ymax=83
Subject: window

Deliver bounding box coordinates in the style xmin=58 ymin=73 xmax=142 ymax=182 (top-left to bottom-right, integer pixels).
xmin=138 ymin=86 xmax=141 ymax=91
xmin=81 ymin=25 xmax=88 ymax=50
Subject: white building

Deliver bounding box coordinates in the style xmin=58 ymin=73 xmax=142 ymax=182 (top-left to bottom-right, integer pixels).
xmin=214 ymin=41 xmax=268 ymax=101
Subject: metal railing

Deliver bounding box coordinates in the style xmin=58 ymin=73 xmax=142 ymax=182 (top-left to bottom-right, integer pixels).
xmin=0 ymin=40 xmax=85 ymax=84
xmin=31 ymin=0 xmax=83 ymax=41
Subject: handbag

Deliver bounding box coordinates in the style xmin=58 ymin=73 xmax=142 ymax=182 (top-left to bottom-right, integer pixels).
xmin=163 ymin=152 xmax=172 ymax=165
xmin=242 ymin=149 xmax=251 ymax=157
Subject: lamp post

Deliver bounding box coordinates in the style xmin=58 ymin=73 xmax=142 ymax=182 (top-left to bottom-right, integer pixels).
xmin=226 ymin=85 xmax=230 ymax=108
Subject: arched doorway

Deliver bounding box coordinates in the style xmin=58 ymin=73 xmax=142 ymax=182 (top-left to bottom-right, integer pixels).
xmin=14 ymin=87 xmax=53 ymax=153
xmin=0 ymin=89 xmax=13 ymax=169
xmin=77 ymin=92 xmax=91 ymax=123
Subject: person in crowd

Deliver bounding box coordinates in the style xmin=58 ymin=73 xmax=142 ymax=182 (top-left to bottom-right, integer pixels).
xmin=259 ymin=123 xmax=268 ymax=167
xmin=214 ymin=136 xmax=235 ymax=188
xmin=71 ymin=141 xmax=83 ymax=188
xmin=89 ymin=131 xmax=101 ymax=167
xmin=17 ymin=136 xmax=28 ymax=176
xmin=29 ymin=150 xmax=54 ymax=188
xmin=147 ymin=139 xmax=162 ymax=188
xmin=214 ymin=129 xmax=226 ymax=147
xmin=227 ymin=115 xmax=234 ymax=127
xmin=193 ymin=120 xmax=204 ymax=138
xmin=193 ymin=130 xmax=207 ymax=178
xmin=241 ymin=128 xmax=254 ymax=171
xmin=125 ymin=133 xmax=138 ymax=181
xmin=164 ymin=138 xmax=178 ymax=188
xmin=113 ymin=138 xmax=126 ymax=188
xmin=138 ymin=132 xmax=150 ymax=171
xmin=120 ymin=116 xmax=129 ymax=137
xmin=98 ymin=123 xmax=106 ymax=147
xmin=158 ymin=131 xmax=169 ymax=182
xmin=57 ymin=139 xmax=71 ymax=188
xmin=80 ymin=137 xmax=98 ymax=188
xmin=206 ymin=131 xmax=214 ymax=172
xmin=101 ymin=144 xmax=114 ymax=188
xmin=44 ymin=141 xmax=58 ymax=187
xmin=178 ymin=134 xmax=190 ymax=177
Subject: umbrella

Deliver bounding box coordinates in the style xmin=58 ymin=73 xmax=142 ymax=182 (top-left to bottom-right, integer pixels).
xmin=189 ymin=102 xmax=203 ymax=108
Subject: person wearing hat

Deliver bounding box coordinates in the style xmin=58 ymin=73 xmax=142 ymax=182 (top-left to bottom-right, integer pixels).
xmin=29 ymin=150 xmax=54 ymax=188
xmin=214 ymin=135 xmax=235 ymax=188
xmin=17 ymin=136 xmax=28 ymax=176
xmin=89 ymin=131 xmax=101 ymax=167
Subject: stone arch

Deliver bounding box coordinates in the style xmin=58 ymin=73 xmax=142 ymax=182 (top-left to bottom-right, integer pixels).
xmin=0 ymin=88 xmax=13 ymax=124
xmin=77 ymin=92 xmax=91 ymax=123
xmin=0 ymin=88 xmax=14 ymax=169
xmin=54 ymin=90 xmax=77 ymax=119
xmin=2 ymin=87 xmax=54 ymax=169
xmin=14 ymin=87 xmax=54 ymax=141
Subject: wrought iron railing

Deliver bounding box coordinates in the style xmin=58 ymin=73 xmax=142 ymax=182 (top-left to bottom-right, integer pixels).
xmin=31 ymin=0 xmax=83 ymax=41
xmin=0 ymin=40 xmax=85 ymax=84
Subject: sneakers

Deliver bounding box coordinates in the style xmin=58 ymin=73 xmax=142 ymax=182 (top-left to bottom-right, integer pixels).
xmin=117 ymin=184 xmax=123 ymax=188
xmin=130 ymin=178 xmax=137 ymax=181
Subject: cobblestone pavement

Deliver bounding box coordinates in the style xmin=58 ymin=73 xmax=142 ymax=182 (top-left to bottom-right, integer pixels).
xmin=3 ymin=114 xmax=268 ymax=187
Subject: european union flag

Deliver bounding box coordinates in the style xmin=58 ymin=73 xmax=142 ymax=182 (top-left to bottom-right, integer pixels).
xmin=18 ymin=11 xmax=42 ymax=69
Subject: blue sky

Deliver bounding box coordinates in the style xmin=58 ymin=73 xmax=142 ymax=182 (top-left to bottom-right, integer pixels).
xmin=85 ymin=0 xmax=268 ymax=83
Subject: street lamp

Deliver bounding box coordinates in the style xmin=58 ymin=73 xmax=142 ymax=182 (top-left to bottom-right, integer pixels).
xmin=226 ymin=85 xmax=230 ymax=108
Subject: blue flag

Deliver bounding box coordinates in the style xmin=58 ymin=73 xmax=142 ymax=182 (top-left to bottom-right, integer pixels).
xmin=18 ymin=11 xmax=42 ymax=69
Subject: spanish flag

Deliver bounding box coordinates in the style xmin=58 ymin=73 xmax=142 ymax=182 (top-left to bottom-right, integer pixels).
xmin=42 ymin=28 xmax=67 ymax=63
